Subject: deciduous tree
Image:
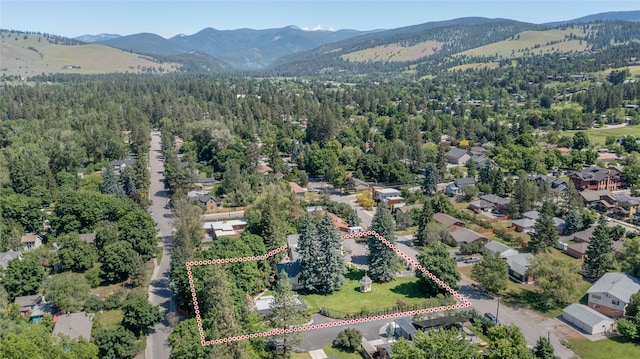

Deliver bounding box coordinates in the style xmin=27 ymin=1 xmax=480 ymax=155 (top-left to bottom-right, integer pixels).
xmin=529 ymin=253 xmax=581 ymax=308
xmin=392 ymin=329 xmax=480 ymax=359
xmin=416 ymin=241 xmax=460 ymax=296
xmin=471 ymin=254 xmax=508 ymax=295
xmin=2 ymin=257 xmax=43 ymax=299
xmin=121 ymin=294 xmax=162 ymax=337
xmin=42 ymin=272 xmax=90 ymax=313
xmin=93 ymin=327 xmax=138 ymax=359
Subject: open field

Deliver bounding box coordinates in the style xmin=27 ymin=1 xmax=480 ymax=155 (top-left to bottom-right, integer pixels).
xmin=449 ymin=62 xmax=500 ymax=72
xmin=456 ymin=28 xmax=589 ymax=59
xmin=1 ymin=32 xmax=179 ymax=77
xmin=604 ymin=65 xmax=640 ymax=77
xmin=93 ymin=309 xmax=124 ymax=331
xmin=568 ymin=336 xmax=640 ymax=359
xmin=566 ymin=125 xmax=640 ymax=145
xmin=341 ymin=40 xmax=443 ymax=63
xmin=301 ymin=269 xmax=437 ymax=314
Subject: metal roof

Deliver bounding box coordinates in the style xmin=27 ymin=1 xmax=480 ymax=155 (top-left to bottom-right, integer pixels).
xmin=563 ymin=303 xmax=613 ymax=328
xmin=587 ymin=272 xmax=640 ymax=303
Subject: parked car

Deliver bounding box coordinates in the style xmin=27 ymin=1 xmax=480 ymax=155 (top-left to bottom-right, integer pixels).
xmin=484 ymin=312 xmax=500 ymax=325
xmin=464 ymin=257 xmax=481 ymax=264
xmin=454 ymin=256 xmax=466 ymax=262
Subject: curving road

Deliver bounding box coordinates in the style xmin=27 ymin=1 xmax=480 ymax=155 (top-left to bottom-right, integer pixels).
xmin=146 ymin=131 xmax=176 ymax=359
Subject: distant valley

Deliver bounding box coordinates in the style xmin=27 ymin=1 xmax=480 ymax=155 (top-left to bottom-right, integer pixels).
xmin=1 ymin=10 xmax=638 ymax=78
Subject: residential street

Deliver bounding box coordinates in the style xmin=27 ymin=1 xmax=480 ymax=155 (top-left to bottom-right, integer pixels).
xmin=458 ymin=275 xmax=579 ymax=359
xmin=146 ymin=131 xmax=176 ymax=359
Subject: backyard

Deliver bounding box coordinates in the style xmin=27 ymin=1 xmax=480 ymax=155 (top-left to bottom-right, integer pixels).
xmin=301 ymin=269 xmax=451 ymax=315
xmin=568 ymin=336 xmax=640 ymax=359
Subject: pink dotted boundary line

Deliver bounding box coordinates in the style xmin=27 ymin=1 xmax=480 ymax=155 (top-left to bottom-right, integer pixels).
xmin=185 ymin=231 xmax=471 ymax=346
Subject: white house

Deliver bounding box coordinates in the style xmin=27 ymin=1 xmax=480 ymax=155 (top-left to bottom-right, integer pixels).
xmin=586 ymin=272 xmax=640 ymax=318
xmin=21 ymin=234 xmax=42 ymax=251
xmin=374 ymin=188 xmax=401 ymax=202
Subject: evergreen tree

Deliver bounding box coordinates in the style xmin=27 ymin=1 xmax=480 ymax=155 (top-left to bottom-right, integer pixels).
xmin=437 ymin=143 xmax=448 ymax=180
xmin=533 ymin=336 xmax=559 ymax=359
xmin=200 ymin=266 xmax=250 ymax=359
xmin=348 ymin=209 xmax=360 ymax=227
xmin=565 ymin=209 xmax=582 ymax=234
xmin=414 ymin=201 xmax=434 ymax=247
xmin=367 ymin=202 xmax=398 ymax=283
xmin=271 ymin=269 xmax=305 ymax=356
xmin=583 ymin=216 xmax=615 ymax=281
xmin=317 ymin=213 xmax=346 ymax=293
xmin=528 ymin=202 xmax=559 ymax=254
xmin=512 ymin=174 xmax=537 ymax=218
xmin=466 ymin=158 xmax=477 ymax=179
xmin=416 ymin=241 xmax=460 ymax=296
xmin=100 ymin=166 xmax=125 ymax=198
xmin=297 ymin=214 xmax=321 ymax=291
xmin=421 ymin=162 xmax=439 ymax=196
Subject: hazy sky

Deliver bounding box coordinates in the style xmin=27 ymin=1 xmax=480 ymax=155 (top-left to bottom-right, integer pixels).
xmin=1 ymin=0 xmax=638 ymax=38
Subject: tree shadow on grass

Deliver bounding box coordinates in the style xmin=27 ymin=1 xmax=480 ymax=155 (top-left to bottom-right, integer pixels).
xmin=389 ymin=281 xmax=425 ymax=299
xmin=502 ymin=288 xmax=550 ymax=312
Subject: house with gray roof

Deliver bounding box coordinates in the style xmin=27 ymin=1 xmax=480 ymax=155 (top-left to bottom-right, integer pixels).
xmin=587 ymin=272 xmax=640 ymax=318
xmin=449 ymin=228 xmax=487 ymax=246
xmin=446 ymin=177 xmax=476 ymax=197
xmin=570 ymin=166 xmax=625 ymax=191
xmin=445 ymin=147 xmax=471 ymax=166
xmin=109 ymin=156 xmax=135 ymax=175
xmin=0 ymin=250 xmax=21 ymax=269
xmin=276 ymin=234 xmax=303 ymax=290
xmin=505 ymin=253 xmax=534 ymax=284
xmin=562 ymin=303 xmax=614 ymax=335
xmin=483 ymin=240 xmax=519 ymax=259
xmin=511 ymin=218 xmax=536 ymax=233
xmin=253 ymin=295 xmax=307 ymax=317
xmin=527 ymin=174 xmax=568 ymax=193
xmin=479 ymin=194 xmax=510 ymax=213
xmin=52 ymin=312 xmax=93 ymax=341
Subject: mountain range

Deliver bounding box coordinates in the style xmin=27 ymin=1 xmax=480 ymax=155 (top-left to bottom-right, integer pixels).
xmin=2 ymin=10 xmax=638 ymax=78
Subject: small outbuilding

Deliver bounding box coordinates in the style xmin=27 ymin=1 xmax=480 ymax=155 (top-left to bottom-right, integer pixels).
xmin=562 ymin=303 xmax=614 ymax=335
xmin=360 ymin=274 xmax=372 ymax=293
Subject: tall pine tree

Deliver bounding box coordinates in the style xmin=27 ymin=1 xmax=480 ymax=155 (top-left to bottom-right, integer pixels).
xmin=297 ymin=214 xmax=321 ymax=291
xmin=367 ymin=202 xmax=398 ymax=283
xmin=583 ymin=216 xmax=615 ymax=281
xmin=414 ymin=201 xmax=434 ymax=247
xmin=317 ymin=214 xmax=346 ymax=293
xmin=528 ymin=202 xmax=559 ymax=253
xmin=421 ymin=162 xmax=439 ymax=196
xmin=271 ymin=269 xmax=305 ymax=355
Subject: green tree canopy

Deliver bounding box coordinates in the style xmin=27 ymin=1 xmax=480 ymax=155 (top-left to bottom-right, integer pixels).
xmin=471 ymin=254 xmax=508 ymax=295
xmin=367 ymin=202 xmax=398 ymax=283
xmin=2 ymin=257 xmax=44 ymax=299
xmin=42 ymin=272 xmax=90 ymax=313
xmin=416 ymin=241 xmax=460 ymax=296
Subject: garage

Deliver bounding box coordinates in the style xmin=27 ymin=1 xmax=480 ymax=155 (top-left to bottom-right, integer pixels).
xmin=562 ymin=303 xmax=614 ymax=335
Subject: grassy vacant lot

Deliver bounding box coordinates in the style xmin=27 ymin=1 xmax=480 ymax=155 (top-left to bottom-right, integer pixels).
xmin=568 ymin=336 xmax=640 ymax=359
xmin=567 ymin=125 xmax=640 ymax=146
xmin=93 ymin=309 xmax=124 ymax=330
xmin=459 ymin=263 xmax=591 ymax=319
xmin=301 ymin=269 xmax=432 ymax=314
xmin=323 ymin=344 xmax=365 ymax=359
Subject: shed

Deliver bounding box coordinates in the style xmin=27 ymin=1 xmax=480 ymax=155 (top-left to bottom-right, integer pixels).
xmin=562 ymin=303 xmax=614 ymax=335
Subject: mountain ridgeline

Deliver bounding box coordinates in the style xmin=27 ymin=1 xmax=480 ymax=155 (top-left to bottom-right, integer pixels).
xmin=2 ymin=11 xmax=639 ymax=78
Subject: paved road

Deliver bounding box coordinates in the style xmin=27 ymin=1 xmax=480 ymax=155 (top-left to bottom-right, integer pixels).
xmin=458 ymin=275 xmax=578 ymax=359
xmin=146 ymin=131 xmax=176 ymax=359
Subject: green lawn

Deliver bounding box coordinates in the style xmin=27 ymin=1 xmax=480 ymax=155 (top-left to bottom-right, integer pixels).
xmin=301 ymin=269 xmax=440 ymax=314
xmin=323 ymin=344 xmax=365 ymax=359
xmin=568 ymin=336 xmax=640 ymax=359
xmin=290 ymin=352 xmax=311 ymax=359
xmin=566 ymin=125 xmax=640 ymax=146
xmin=93 ymin=309 xmax=123 ymax=330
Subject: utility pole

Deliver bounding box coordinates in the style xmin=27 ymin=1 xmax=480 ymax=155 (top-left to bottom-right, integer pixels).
xmin=496 ymin=296 xmax=501 ymax=324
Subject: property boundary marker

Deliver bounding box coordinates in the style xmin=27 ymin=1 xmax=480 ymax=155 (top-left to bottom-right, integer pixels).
xmin=185 ymin=231 xmax=471 ymax=346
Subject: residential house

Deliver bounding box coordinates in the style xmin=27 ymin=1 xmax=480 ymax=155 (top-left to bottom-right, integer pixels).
xmin=173 ymin=136 xmax=184 ymax=151
xmin=586 ymin=272 xmax=640 ymax=318
xmin=445 ymin=177 xmax=476 ymax=197
xmin=483 ymin=240 xmax=519 ymax=259
xmin=522 ymin=211 xmax=540 ymax=221
xmin=566 ymin=242 xmax=589 ymax=259
xmin=553 ymin=217 xmax=568 ymax=234
xmin=569 ymin=166 xmax=625 ymax=191
xmin=579 ymin=189 xmax=616 ymax=212
xmin=611 ymin=193 xmax=640 ymax=223
xmin=187 ymin=190 xmax=221 ymax=212
xmin=527 ymin=174 xmax=568 ymax=193
xmin=468 ymin=199 xmax=493 ymax=214
xmin=511 ymin=218 xmax=536 ymax=233
xmin=253 ymin=295 xmax=307 ymax=317
xmin=257 ymin=164 xmax=274 ymax=175
xmin=469 ymin=146 xmax=488 ymax=156
xmin=433 ymin=213 xmax=465 ymax=231
xmin=195 ymin=177 xmax=216 ymax=190
xmin=445 ymin=147 xmax=471 ymax=166
xmin=109 ymin=156 xmax=135 ymax=175
xmin=479 ymin=194 xmax=511 ymax=213
xmin=276 ymin=234 xmax=302 ymax=290
xmin=202 ymin=220 xmax=246 ymax=240
xmin=78 ymin=232 xmax=96 ymax=244
xmin=326 ymin=212 xmax=349 ymax=232
xmin=505 ymin=253 xmax=534 ymax=284
xmin=392 ymin=318 xmax=417 ymax=340
xmin=449 ymin=228 xmax=487 ymax=247
xmin=372 ymin=188 xmax=401 ymax=202
xmin=0 ymin=250 xmax=22 ymax=269
xmin=14 ymin=295 xmax=59 ymax=323
xmin=52 ymin=312 xmax=93 ymax=341
xmin=469 ymin=154 xmax=494 ymax=168
xmin=289 ymin=182 xmax=307 ymax=196
xmin=21 ymin=233 xmax=42 ymax=251
xmin=562 ymin=303 xmax=614 ymax=335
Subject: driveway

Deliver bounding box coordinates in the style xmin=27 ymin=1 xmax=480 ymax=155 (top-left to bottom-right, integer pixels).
xmin=146 ymin=131 xmax=176 ymax=359
xmin=298 ymin=313 xmax=397 ymax=351
xmin=458 ymin=275 xmax=579 ymax=359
